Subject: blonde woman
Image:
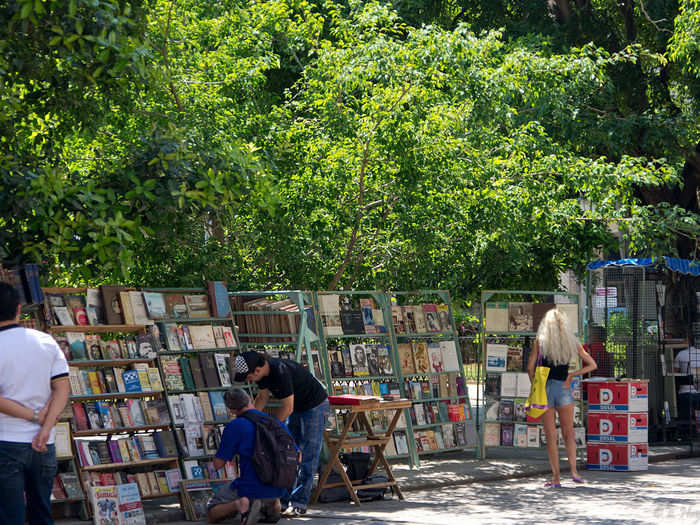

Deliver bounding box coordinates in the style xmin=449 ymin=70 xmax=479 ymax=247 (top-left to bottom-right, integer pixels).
xmin=527 ymin=308 xmax=597 ymax=487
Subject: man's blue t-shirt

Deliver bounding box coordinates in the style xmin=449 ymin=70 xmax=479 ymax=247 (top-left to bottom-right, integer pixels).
xmin=215 ymin=409 xmax=290 ymax=499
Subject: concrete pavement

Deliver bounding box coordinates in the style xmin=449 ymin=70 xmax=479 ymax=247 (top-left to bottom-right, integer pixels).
xmin=58 ymin=444 xmax=697 ymax=524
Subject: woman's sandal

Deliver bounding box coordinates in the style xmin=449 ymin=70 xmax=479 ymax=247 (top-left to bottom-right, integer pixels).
xmin=544 ymin=481 xmax=562 ymax=488
xmin=572 ymin=475 xmax=585 ymax=484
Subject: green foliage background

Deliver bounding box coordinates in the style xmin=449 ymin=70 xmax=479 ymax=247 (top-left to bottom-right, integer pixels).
xmin=2 ymin=0 xmax=699 ymax=302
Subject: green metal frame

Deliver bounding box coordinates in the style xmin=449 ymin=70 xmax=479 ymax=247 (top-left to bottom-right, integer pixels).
xmin=479 ymin=289 xmax=582 ymax=459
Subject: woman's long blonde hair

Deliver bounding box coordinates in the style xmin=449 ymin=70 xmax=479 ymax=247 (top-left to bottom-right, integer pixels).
xmin=536 ymin=308 xmax=579 ymax=366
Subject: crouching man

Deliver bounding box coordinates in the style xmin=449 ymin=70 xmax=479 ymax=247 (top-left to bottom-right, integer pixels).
xmin=208 ymin=388 xmax=293 ymax=524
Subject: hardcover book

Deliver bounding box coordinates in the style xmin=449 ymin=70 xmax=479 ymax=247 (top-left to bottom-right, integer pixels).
xmin=413 ymin=342 xmax=430 ymax=374
xmin=486 ymin=344 xmax=507 ymax=372
xmin=184 ymin=294 xmax=211 ymax=318
xmin=319 ymin=294 xmax=343 ymax=336
xmin=506 ymin=345 xmax=524 ymax=372
xmin=500 ymin=423 xmax=514 ymax=447
xmin=214 ymin=354 xmax=232 ymax=387
xmin=422 ymin=304 xmax=440 ymax=332
xmin=165 ymin=294 xmax=188 ymax=319
xmin=100 ymin=285 xmax=125 ymax=325
xmin=436 ymin=304 xmax=451 ymax=332
xmin=508 ymin=302 xmax=533 ymax=332
xmin=359 ymin=298 xmax=377 ymax=334
xmin=376 ymin=345 xmax=393 ymax=376
xmin=349 ymin=344 xmax=369 ymax=376
xmin=340 ymin=309 xmax=365 ymax=335
xmin=188 ymin=325 xmax=216 ymax=349
xmin=484 ymin=302 xmax=509 ymax=332
xmin=143 ymin=292 xmax=167 ymax=320
xmin=207 ymin=281 xmax=231 ymax=318
xmin=397 ymin=343 xmax=416 ymax=375
xmin=200 ymin=354 xmax=220 ymax=388
xmin=428 ymin=342 xmax=444 ymax=373
xmin=66 ymin=332 xmax=88 ymax=361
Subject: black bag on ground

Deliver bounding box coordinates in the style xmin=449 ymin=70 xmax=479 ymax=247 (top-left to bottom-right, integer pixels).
xmin=356 ymin=474 xmax=392 ymax=502
xmin=317 ymin=471 xmax=351 ymax=503
xmin=239 ymin=411 xmax=300 ymax=489
xmin=340 ymin=451 xmax=370 ymax=481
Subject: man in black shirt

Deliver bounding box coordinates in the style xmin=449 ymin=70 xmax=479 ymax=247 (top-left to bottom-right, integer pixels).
xmin=233 ymin=351 xmax=329 ymax=517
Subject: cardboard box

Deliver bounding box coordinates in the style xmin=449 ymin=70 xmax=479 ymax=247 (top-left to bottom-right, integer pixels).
xmin=586 ymin=380 xmax=648 ymax=412
xmin=587 ymin=412 xmax=648 ymax=443
xmin=586 ymin=442 xmax=648 ymax=471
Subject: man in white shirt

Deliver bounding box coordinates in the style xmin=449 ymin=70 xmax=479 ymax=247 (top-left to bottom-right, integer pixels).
xmin=0 ymin=282 xmax=70 ymax=525
xmin=673 ymin=346 xmax=700 ymax=419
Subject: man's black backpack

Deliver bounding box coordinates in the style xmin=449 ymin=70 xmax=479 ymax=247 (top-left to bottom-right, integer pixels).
xmin=239 ymin=410 xmax=300 ymax=489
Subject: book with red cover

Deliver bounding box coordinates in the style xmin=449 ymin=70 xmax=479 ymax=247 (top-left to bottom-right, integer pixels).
xmin=328 ymin=394 xmax=381 ymax=405
xmin=72 ymin=403 xmax=90 ymax=431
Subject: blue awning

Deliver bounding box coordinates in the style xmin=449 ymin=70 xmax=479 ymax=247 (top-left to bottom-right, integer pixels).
xmin=587 ymin=256 xmax=700 ymax=276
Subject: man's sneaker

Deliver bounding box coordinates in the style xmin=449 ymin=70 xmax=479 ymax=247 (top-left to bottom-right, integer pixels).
xmin=281 ymin=506 xmax=306 ymax=518
xmin=241 ymin=499 xmax=263 ymax=525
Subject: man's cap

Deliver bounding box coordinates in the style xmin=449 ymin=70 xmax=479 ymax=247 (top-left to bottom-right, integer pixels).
xmin=233 ymin=351 xmax=263 ymax=382
xmin=224 ymin=388 xmax=250 ymax=411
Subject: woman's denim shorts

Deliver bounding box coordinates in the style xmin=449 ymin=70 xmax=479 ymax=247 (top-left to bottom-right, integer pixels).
xmin=546 ymin=379 xmax=574 ymax=408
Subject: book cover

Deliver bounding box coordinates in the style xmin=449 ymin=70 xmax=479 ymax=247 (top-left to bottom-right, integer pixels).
xmin=391 ymin=305 xmax=406 ymax=334
xmin=119 ymin=291 xmax=136 ymax=325
xmin=211 ymin=326 xmax=226 ymax=348
xmin=221 ymin=326 xmax=236 ymax=348
xmin=436 ymin=304 xmax=451 ymax=333
xmin=413 ymin=342 xmax=430 ymax=374
xmin=165 ymin=294 xmax=188 ymax=319
xmin=372 ymin=307 xmax=387 ymax=333
xmin=365 ymin=345 xmax=380 ymax=376
xmin=85 ymin=288 xmax=105 ymax=325
xmin=147 ymin=368 xmax=164 ymax=391
xmin=527 ymin=425 xmax=540 ymax=447
xmin=118 ymin=482 xmax=147 ymax=525
xmin=428 ymin=342 xmax=443 ymax=373
xmin=142 ymin=292 xmax=167 ymax=320
xmin=91 ymin=486 xmax=120 ymax=523
xmin=53 ymin=306 xmax=74 ymax=326
xmin=411 ymin=305 xmax=427 ymax=333
xmin=328 ymin=350 xmax=345 ymax=378
xmin=500 ymin=372 xmax=517 ymax=397
xmin=506 ymin=345 xmax=524 ymax=372
xmin=100 ymin=285 xmax=125 ymax=325
xmin=439 ymin=340 xmax=459 ymax=372
xmin=65 ymin=295 xmax=89 ymax=326
xmin=514 ymin=398 xmax=527 ymax=422
xmin=500 ymin=423 xmax=514 ymax=446
xmin=200 ymin=353 xmax=220 ymax=388
xmin=396 ymin=343 xmax=416 ymax=375
xmin=198 ymin=392 xmax=214 ymax=422
xmin=319 ymin=294 xmax=343 ymax=336
xmin=213 ymin=354 xmax=232 ymax=387
xmin=340 ymin=309 xmax=365 ymax=335
xmin=401 ymin=306 xmax=416 ymax=333
xmin=188 ymin=325 xmax=216 ymax=349
xmin=127 ymin=399 xmax=146 ymax=426
xmin=189 ymin=357 xmax=207 ymax=390
xmin=206 ymin=281 xmax=231 ymax=318
xmin=508 ymin=302 xmax=533 ymax=332
xmin=484 ymin=302 xmax=509 ymax=332
xmin=483 ymin=422 xmax=499 ymax=447
xmin=359 ymin=298 xmax=377 ymax=334
xmin=66 ymin=332 xmax=87 ymax=361
xmin=122 ymin=370 xmax=142 ymax=393
xmin=184 ymin=294 xmax=210 ymax=318
xmin=161 ymin=356 xmax=184 ymax=391
xmin=349 ymin=344 xmax=369 ymax=376
xmin=208 ymin=391 xmax=228 ymax=421
xmin=486 ymin=343 xmax=507 ymax=372
xmin=376 ymin=345 xmax=393 ymax=376
xmin=135 ymin=334 xmax=156 ymax=359
xmin=422 ymin=304 xmax=440 ymax=332
xmin=498 ymin=399 xmax=514 ymax=421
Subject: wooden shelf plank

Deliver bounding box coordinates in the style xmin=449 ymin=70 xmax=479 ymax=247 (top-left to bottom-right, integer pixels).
xmin=73 ymin=424 xmax=171 ymax=437
xmin=70 ymin=392 xmax=162 ymax=401
xmin=69 ymin=359 xmax=154 ymax=367
xmin=81 ymin=457 xmax=179 ymax=471
xmin=48 ymin=325 xmax=146 ymax=333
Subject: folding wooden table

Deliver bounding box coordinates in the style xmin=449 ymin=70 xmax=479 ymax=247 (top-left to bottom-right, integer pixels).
xmin=311 ymin=398 xmax=412 ymax=505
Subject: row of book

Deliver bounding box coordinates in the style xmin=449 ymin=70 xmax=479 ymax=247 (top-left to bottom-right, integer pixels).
xmin=75 ymin=431 xmax=177 ymax=467
xmin=50 ymin=472 xmax=82 ymax=501
xmin=86 ymin=469 xmax=182 ymax=499
xmin=182 ymin=458 xmax=237 ymax=481
xmin=328 ymin=344 xmax=394 ymax=377
xmin=384 ymin=422 xmax=475 ymax=456
xmin=160 ymin=353 xmax=233 ymax=392
xmin=485 ymin=397 xmax=584 ymax=425
xmin=404 ymin=374 xmax=467 ymax=400
xmin=483 ymin=422 xmax=586 ymax=448
xmin=179 ymin=423 xmax=226 ymax=459
xmin=168 ymin=392 xmax=230 ymax=425
xmin=57 ymin=332 xmax=158 ymax=361
xmin=230 ymin=295 xmax=313 ymax=343
xmin=409 ymin=402 xmax=470 ymax=426
xmin=319 ymin=295 xmax=455 ymax=336
xmin=0 ymin=263 xmax=42 ymax=304
xmin=68 ymin=364 xmax=163 ymax=396
xmin=160 ymin=322 xmax=236 ymax=351
xmin=484 ymin=301 xmax=579 ymax=334
xmin=46 ymin=282 xmax=231 ymax=327
xmin=72 ymin=398 xmax=170 ymax=432
xmin=330 ymin=379 xmax=400 ymax=398
xmin=397 ymin=341 xmax=460 ymax=375
xmin=484 ymin=373 xmax=532 ymax=398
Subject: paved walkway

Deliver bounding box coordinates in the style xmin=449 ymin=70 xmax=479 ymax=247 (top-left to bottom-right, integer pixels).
xmin=58 ymin=444 xmax=696 ymax=524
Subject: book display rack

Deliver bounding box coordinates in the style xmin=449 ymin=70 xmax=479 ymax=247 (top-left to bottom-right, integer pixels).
xmin=480 ymin=290 xmax=585 ymax=458
xmin=142 ymin=286 xmax=241 ymax=482
xmin=43 ymin=286 xmax=181 ymax=510
xmin=387 ymin=290 xmax=475 ymax=463
xmin=229 ymin=290 xmax=322 ymax=384
xmin=315 ymin=290 xmax=473 ymax=466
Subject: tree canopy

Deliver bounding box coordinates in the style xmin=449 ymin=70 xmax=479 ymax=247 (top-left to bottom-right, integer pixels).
xmin=1 ymin=0 xmax=699 ymax=301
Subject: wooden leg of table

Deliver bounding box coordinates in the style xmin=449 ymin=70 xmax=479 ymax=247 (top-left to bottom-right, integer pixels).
xmin=311 ymin=413 xmax=362 ymax=506
xmin=376 ymin=448 xmax=404 ymax=500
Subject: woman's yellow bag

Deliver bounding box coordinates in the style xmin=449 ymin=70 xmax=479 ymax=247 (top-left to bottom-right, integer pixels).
xmin=525 ymin=356 xmax=550 ymax=419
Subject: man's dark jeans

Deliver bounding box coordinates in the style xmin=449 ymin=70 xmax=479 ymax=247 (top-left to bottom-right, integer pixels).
xmin=0 ymin=441 xmax=56 ymax=525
